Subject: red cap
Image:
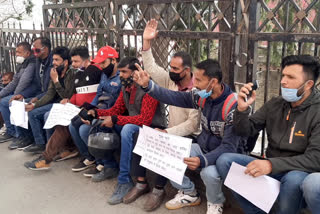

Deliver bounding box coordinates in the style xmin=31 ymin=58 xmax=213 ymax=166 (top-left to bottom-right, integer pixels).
xmin=92 ymin=46 xmax=119 ymax=63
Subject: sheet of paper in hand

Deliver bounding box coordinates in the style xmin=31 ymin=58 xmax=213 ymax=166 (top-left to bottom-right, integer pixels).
xmin=135 ymin=125 xmax=192 ymax=185
xmin=43 ymin=103 xmax=81 ymax=129
xmin=224 ymin=162 xmax=280 ymax=213
xmin=9 ymin=100 xmax=28 ymax=129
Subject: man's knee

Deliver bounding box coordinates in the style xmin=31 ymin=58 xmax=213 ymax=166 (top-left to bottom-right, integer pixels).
xmin=216 ymin=153 xmax=236 ymax=178
xmin=301 ymin=173 xmax=320 ymax=199
xmin=281 ymin=171 xmax=308 ymax=188
xmin=200 ymin=166 xmax=220 ymax=183
xmin=120 ymin=124 xmax=139 ymax=139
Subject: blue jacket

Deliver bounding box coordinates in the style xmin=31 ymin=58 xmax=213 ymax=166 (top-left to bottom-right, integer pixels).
xmin=1 ymin=55 xmax=40 ymax=98
xmin=24 ymin=52 xmax=53 ymax=99
xmin=145 ymin=80 xmax=245 ymax=168
xmin=91 ymin=71 xmax=121 ymax=109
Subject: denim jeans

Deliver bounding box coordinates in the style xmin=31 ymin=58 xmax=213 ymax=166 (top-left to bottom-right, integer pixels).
xmin=43 ymin=110 xmax=54 ymax=142
xmin=0 ymin=95 xmax=15 ymax=136
xmin=118 ymin=124 xmax=140 ymax=184
xmin=301 ymin=173 xmax=320 ymax=213
xmin=69 ymin=121 xmax=121 ymax=168
xmin=170 ymin=143 xmax=225 ymax=204
xmin=28 ymin=103 xmax=53 ymax=145
xmin=216 ymin=153 xmax=308 ymax=214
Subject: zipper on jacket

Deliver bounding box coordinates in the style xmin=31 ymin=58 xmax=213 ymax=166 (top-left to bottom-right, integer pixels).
xmin=286 ymin=109 xmax=291 ymax=120
xmin=289 ymin=121 xmax=296 ymax=144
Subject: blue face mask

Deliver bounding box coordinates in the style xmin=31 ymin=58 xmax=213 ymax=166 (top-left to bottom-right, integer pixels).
xmin=281 ymin=81 xmax=308 ymax=102
xmin=196 ymin=79 xmax=214 ymax=99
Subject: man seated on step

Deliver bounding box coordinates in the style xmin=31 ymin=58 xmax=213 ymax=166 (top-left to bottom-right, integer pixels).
xmin=68 ymin=46 xmax=121 ymax=176
xmin=216 ymin=55 xmax=320 ymax=214
xmin=121 ymin=19 xmax=200 ymax=212
xmin=133 ymin=59 xmax=245 ymax=214
xmin=0 ymin=42 xmax=40 ymax=144
xmin=18 ymin=46 xmax=75 ymax=154
xmin=83 ymin=57 xmax=166 ymax=205
xmin=24 ymin=46 xmax=103 ymax=170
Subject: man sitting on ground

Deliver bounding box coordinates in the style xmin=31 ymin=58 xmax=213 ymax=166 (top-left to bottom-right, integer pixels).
xmin=216 ymin=55 xmax=320 ymax=214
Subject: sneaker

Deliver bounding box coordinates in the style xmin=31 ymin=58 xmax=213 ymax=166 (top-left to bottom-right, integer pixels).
xmin=123 ymin=182 xmax=150 ymax=204
xmin=0 ymin=133 xmax=14 ymax=143
xmin=207 ymin=202 xmax=223 ymax=214
xmin=83 ymin=164 xmax=104 ymax=177
xmin=0 ymin=125 xmax=6 ymax=135
xmin=53 ymin=150 xmax=79 ymax=162
xmin=108 ymin=182 xmax=134 ymax=205
xmin=143 ymin=188 xmax=166 ymax=211
xmin=71 ymin=159 xmax=95 ymax=172
xmin=8 ymin=137 xmax=24 ymax=150
xmin=16 ymin=138 xmax=34 ymax=150
xmin=23 ymin=144 xmax=46 ymax=154
xmin=92 ymin=167 xmax=118 ymax=182
xmin=24 ymin=156 xmax=51 ymax=171
xmin=165 ymin=190 xmax=201 ymax=210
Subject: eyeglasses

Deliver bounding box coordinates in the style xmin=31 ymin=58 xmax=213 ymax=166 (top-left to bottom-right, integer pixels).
xmin=32 ymin=46 xmax=45 ymax=53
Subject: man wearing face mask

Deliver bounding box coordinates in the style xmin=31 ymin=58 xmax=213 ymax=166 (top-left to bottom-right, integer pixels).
xmin=18 ymin=46 xmax=75 ymax=154
xmin=216 ymin=55 xmax=320 ymax=214
xmin=134 ymin=59 xmax=245 ymax=214
xmin=69 ymin=46 xmax=121 ymax=174
xmin=0 ymin=42 xmax=40 ymax=143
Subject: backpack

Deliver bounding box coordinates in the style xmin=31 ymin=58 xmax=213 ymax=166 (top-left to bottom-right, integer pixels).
xmin=198 ymin=93 xmax=258 ymax=153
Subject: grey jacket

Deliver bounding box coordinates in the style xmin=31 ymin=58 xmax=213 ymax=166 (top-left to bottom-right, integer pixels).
xmin=234 ymin=89 xmax=320 ymax=174
xmin=0 ymin=55 xmax=37 ymax=98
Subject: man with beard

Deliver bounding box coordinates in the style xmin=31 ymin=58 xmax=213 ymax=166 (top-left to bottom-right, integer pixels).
xmin=21 ymin=46 xmax=75 ymax=154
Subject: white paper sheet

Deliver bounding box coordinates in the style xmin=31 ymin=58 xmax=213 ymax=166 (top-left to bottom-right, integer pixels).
xmin=43 ymin=103 xmax=81 ymax=129
xmin=9 ymin=100 xmax=28 ymax=129
xmin=135 ymin=125 xmax=192 ymax=185
xmin=224 ymin=162 xmax=280 ymax=213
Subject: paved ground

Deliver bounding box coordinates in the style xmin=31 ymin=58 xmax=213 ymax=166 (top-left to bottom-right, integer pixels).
xmin=0 ymin=140 xmax=243 ymax=214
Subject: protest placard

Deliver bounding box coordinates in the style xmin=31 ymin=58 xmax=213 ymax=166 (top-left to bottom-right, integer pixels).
xmin=9 ymin=100 xmax=28 ymax=129
xmin=134 ymin=125 xmax=192 ymax=185
xmin=43 ymin=103 xmax=81 ymax=129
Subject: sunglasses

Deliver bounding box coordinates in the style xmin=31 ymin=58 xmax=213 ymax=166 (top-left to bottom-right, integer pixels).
xmin=32 ymin=47 xmax=44 ymax=53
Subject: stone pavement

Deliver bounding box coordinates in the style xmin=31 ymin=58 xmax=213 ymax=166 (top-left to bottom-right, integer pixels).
xmin=0 ymin=141 xmax=242 ymax=214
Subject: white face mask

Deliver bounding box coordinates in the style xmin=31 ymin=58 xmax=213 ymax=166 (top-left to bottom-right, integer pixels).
xmin=16 ymin=56 xmax=25 ymax=64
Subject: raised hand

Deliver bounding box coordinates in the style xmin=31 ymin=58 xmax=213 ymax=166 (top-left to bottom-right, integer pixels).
xmin=143 ymin=19 xmax=159 ymax=41
xmin=237 ymin=82 xmax=256 ymax=112
xmin=133 ymin=63 xmax=150 ymax=88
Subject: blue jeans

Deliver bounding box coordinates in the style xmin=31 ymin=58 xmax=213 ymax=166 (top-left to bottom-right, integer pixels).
xmin=118 ymin=124 xmax=140 ymax=184
xmin=216 ymin=153 xmax=308 ymax=214
xmin=0 ymin=95 xmax=15 ymax=137
xmin=170 ymin=143 xmax=225 ymax=204
xmin=69 ymin=121 xmax=121 ymax=168
xmin=43 ymin=111 xmax=54 ymax=141
xmin=28 ymin=103 xmax=53 ymax=145
xmin=301 ymin=173 xmax=320 ymax=213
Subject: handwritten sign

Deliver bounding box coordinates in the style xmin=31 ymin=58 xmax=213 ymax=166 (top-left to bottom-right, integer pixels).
xmin=134 ymin=125 xmax=192 ymax=185
xmin=43 ymin=103 xmax=81 ymax=129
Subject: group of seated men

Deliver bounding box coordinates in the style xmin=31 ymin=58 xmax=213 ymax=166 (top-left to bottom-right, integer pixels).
xmin=0 ymin=19 xmax=319 ymax=214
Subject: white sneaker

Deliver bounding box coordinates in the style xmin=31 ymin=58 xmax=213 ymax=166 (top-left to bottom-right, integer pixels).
xmin=0 ymin=125 xmax=6 ymax=135
xmin=165 ymin=190 xmax=201 ymax=210
xmin=207 ymin=202 xmax=223 ymax=214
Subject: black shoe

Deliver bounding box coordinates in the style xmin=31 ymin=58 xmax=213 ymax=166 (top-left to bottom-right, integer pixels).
xmin=23 ymin=144 xmax=46 ymax=154
xmin=24 ymin=156 xmax=51 ymax=170
xmin=71 ymin=158 xmax=95 ymax=172
xmin=8 ymin=137 xmax=23 ymax=150
xmin=16 ymin=138 xmax=34 ymax=150
xmin=0 ymin=133 xmax=14 ymax=143
xmin=83 ymin=164 xmax=103 ymax=177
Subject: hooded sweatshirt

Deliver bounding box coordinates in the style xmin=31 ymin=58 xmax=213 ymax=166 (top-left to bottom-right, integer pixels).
xmin=234 ymin=89 xmax=320 ymax=174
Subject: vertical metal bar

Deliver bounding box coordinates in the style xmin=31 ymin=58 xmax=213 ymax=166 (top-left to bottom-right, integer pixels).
xmin=261 ymin=41 xmax=271 ymax=157
xmin=298 ymin=42 xmax=302 ymax=55
xmin=91 ymin=32 xmax=95 ymax=58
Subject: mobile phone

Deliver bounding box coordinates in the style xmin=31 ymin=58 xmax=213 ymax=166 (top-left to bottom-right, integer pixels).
xmin=78 ymin=109 xmax=95 ymax=122
xmin=249 ymin=80 xmax=259 ymax=97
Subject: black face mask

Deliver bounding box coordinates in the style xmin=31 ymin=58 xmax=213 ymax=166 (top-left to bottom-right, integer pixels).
xmin=120 ymin=76 xmax=134 ymax=87
xmin=103 ymin=63 xmax=114 ymax=77
xmin=169 ymin=71 xmax=184 ymax=82
xmin=56 ymin=64 xmax=65 ymax=76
